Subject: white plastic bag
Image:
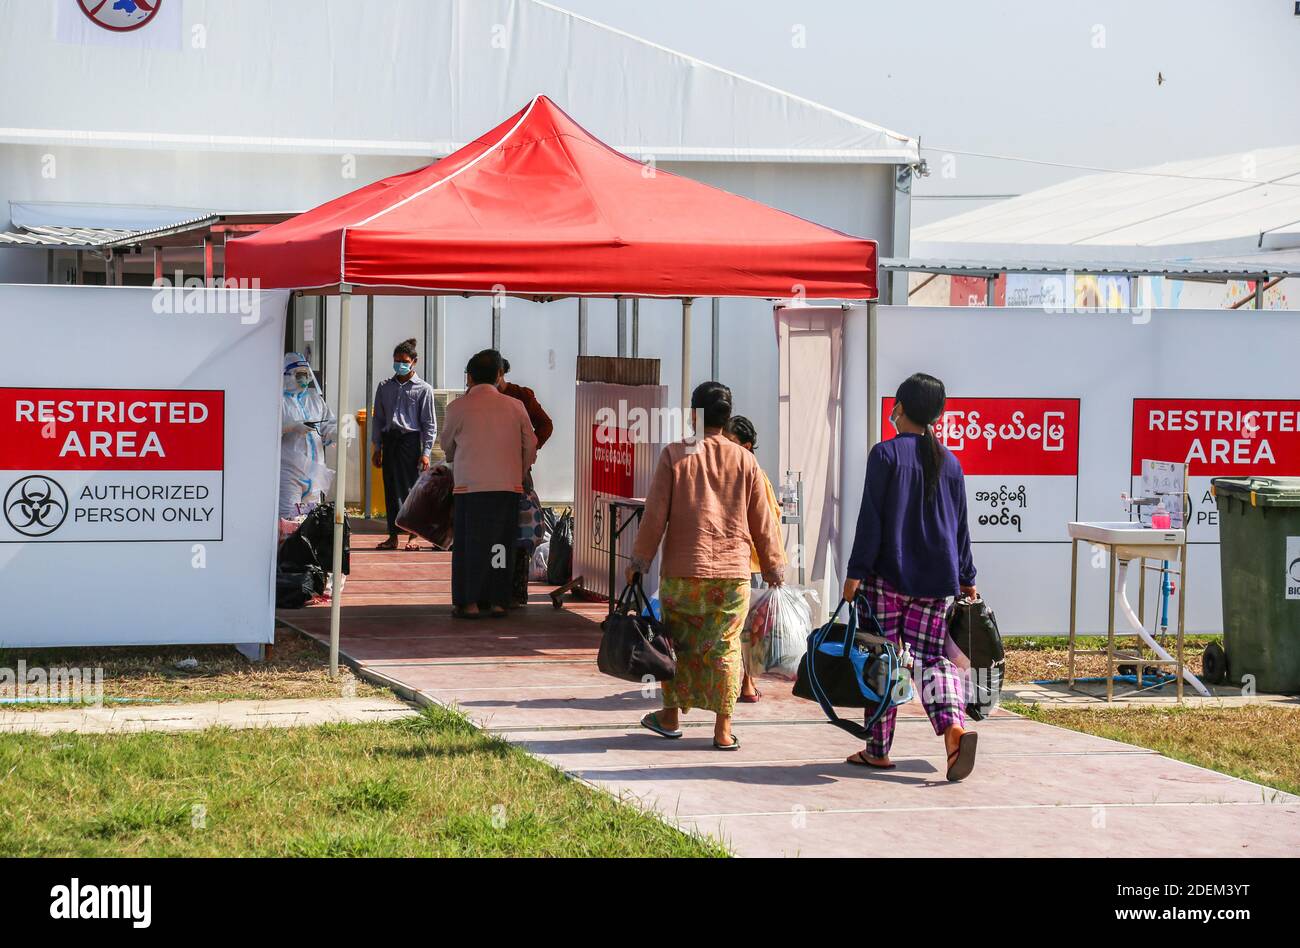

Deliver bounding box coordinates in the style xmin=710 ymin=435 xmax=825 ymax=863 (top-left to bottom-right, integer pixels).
xmin=743 ymin=584 xmax=816 ymax=679
xmin=530 ymin=541 xmax=551 ymax=582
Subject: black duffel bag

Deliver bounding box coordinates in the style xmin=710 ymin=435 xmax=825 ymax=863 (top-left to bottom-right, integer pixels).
xmin=280 ymin=503 xmax=351 ymax=575
xmin=276 ymin=565 xmax=327 ymax=609
xmin=597 ymin=577 xmax=675 ymax=683
xmin=947 ymin=595 xmax=1005 ymax=720
xmin=794 ymin=594 xmax=912 ymax=739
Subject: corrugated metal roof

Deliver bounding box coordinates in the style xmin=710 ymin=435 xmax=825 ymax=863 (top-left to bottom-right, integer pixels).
xmin=914 ymin=144 xmax=1300 ymax=258
xmin=0 ymin=211 xmax=299 ymax=252
xmin=881 ymin=253 xmax=1300 ymax=280
xmin=0 ymin=225 xmax=138 ymax=248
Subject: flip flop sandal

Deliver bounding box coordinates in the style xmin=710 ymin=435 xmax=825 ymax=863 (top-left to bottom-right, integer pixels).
xmin=640 ymin=712 xmax=683 ymax=740
xmin=488 ymin=607 xmax=508 ymax=618
xmin=451 ymin=607 xmax=479 ymax=620
xmin=738 ymin=689 xmax=762 ymax=703
xmin=403 ymin=541 xmax=422 ymax=551
xmin=374 ymin=538 xmax=399 ymax=550
xmin=847 ymin=750 xmax=896 ymax=770
xmin=946 ymin=731 xmax=979 ymax=782
xmin=713 ymin=734 xmax=741 ymax=751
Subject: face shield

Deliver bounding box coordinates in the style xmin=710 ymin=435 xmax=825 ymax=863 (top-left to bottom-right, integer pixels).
xmin=283 ymin=353 xmax=321 ymax=395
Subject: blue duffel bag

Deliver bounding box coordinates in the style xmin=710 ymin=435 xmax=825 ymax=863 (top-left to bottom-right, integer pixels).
xmin=793 ymin=593 xmax=914 ymax=739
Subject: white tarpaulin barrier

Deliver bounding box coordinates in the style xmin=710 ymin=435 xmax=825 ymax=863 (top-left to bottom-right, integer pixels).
xmin=837 ymin=304 xmax=1300 ymax=636
xmin=0 ymin=284 xmax=288 ymax=648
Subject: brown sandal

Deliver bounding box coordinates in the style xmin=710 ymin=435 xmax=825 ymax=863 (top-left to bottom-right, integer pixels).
xmin=374 ymin=536 xmax=399 ymax=550
xmin=847 ymin=750 xmax=896 ymax=770
xmin=945 ymin=731 xmax=978 ymax=782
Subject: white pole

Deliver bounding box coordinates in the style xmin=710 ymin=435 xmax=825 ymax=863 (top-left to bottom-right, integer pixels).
xmin=328 ymin=286 xmax=354 ymax=679
xmin=681 ymin=298 xmax=693 ymax=418
xmin=866 ymin=300 xmax=879 ymax=448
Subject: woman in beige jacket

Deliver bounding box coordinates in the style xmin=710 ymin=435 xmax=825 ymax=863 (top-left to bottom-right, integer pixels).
xmin=628 ymin=382 xmax=785 ymax=750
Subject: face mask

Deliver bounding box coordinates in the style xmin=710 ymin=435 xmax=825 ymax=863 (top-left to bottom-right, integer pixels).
xmin=294 ymin=375 xmax=312 ymax=390
xmin=394 ymin=362 xmax=412 ymax=376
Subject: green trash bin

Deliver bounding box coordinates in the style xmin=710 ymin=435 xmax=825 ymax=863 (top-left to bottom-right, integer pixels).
xmin=1211 ymin=476 xmax=1300 ymax=693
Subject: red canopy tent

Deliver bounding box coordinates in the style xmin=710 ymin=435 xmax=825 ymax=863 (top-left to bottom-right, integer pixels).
xmin=226 ymin=95 xmax=878 ymax=675
xmin=226 ymin=94 xmax=877 ymax=299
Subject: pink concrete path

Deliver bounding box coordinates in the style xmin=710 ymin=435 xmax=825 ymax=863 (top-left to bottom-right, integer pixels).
xmin=278 ymin=538 xmax=1300 ymax=857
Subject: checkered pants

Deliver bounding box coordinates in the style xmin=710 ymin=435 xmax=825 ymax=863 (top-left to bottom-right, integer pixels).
xmin=858 ymin=574 xmax=965 ymax=759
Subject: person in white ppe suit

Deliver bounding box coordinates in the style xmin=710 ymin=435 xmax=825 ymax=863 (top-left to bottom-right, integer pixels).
xmin=280 ymin=353 xmax=337 ymax=518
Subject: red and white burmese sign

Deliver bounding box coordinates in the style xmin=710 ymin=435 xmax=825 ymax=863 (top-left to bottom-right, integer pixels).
xmin=0 ymin=388 xmax=224 ymax=542
xmin=1131 ymin=398 xmax=1300 ymax=539
xmin=591 ymin=424 xmax=635 ymax=498
xmin=884 ymin=396 xmax=1081 ymax=542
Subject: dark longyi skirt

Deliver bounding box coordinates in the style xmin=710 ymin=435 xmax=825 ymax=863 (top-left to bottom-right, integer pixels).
xmin=451 ymin=490 xmax=519 ymax=609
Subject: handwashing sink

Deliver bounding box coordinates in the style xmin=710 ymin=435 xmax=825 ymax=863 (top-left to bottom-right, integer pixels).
xmin=1067 ymin=521 xmax=1185 ymax=547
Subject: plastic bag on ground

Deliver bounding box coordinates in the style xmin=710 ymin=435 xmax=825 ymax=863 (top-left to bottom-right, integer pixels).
xmin=530 ymin=541 xmax=551 ymax=581
xmin=396 ymin=466 xmax=455 ymax=550
xmin=743 ymin=584 xmax=816 ymax=679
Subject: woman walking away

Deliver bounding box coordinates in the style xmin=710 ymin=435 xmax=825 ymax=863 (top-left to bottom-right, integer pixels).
xmin=723 ymin=415 xmax=783 ymax=704
xmin=629 ymin=383 xmax=785 ymax=750
xmin=843 ymin=372 xmax=979 ymax=781
xmin=371 ymin=338 xmax=437 ymax=550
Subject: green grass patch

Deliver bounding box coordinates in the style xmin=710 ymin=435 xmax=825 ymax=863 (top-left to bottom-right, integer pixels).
xmin=1007 ymin=702 xmax=1300 ymax=797
xmin=0 ymin=707 xmax=726 ymax=858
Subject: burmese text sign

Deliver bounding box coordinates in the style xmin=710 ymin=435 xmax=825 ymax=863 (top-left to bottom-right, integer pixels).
xmin=883 ymin=396 xmax=1080 ymax=543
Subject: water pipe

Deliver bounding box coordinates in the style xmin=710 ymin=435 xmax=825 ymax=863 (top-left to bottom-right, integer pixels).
xmin=1117 ymin=557 xmax=1209 ymax=697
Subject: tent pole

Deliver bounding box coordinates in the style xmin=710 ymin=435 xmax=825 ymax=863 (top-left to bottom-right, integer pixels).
xmin=866 ymin=300 xmax=879 ymax=448
xmin=328 ymin=285 xmax=354 ymax=680
xmin=423 ymin=296 xmax=433 ymax=384
xmin=616 ymin=298 xmax=628 ymax=357
xmin=681 ymin=298 xmax=693 ymax=418
xmin=631 ymin=299 xmax=640 ymax=357
xmin=433 ymin=296 xmax=445 ymax=387
xmin=577 ymin=298 xmax=588 ymax=355
xmin=491 ymin=294 xmax=502 ymax=350
xmin=710 ymin=297 xmax=720 ymax=380
xmin=363 ymin=295 xmax=374 ymax=519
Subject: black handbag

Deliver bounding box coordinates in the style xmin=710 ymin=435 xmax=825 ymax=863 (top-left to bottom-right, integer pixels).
xmin=597 ymin=577 xmax=676 ymax=683
xmin=793 ymin=594 xmax=913 ymax=739
xmin=947 ymin=596 xmax=1005 ymax=720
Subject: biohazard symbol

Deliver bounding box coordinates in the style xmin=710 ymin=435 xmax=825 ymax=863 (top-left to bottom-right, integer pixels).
xmin=4 ymin=476 xmax=69 ymax=538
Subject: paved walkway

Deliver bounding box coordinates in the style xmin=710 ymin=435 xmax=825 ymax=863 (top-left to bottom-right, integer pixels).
xmin=0 ymin=697 xmax=413 ymax=735
xmin=278 ymin=539 xmax=1300 ymax=857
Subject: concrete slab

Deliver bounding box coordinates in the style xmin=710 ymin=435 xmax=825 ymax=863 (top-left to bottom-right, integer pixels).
xmin=1006 ymin=680 xmax=1300 ymax=709
xmin=676 ymin=801 xmax=1300 ymax=858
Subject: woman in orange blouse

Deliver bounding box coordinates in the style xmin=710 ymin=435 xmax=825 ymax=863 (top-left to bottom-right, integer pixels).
xmin=628 ymin=383 xmax=785 ymax=750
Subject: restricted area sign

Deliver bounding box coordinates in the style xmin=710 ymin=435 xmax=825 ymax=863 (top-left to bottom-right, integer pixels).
xmin=0 ymin=387 xmax=225 ymax=543
xmin=883 ymin=396 xmax=1080 ymax=542
xmin=1131 ymin=398 xmax=1300 ymax=541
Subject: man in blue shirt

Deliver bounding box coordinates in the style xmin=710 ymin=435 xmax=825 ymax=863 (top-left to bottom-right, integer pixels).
xmin=371 ymin=338 xmax=437 ymax=550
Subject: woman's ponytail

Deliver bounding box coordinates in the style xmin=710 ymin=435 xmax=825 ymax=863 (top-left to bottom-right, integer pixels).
xmin=895 ymin=373 xmax=947 ymax=503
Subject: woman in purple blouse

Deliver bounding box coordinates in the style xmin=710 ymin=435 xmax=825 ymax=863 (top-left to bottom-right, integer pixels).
xmin=842 ymin=373 xmax=980 ymax=781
